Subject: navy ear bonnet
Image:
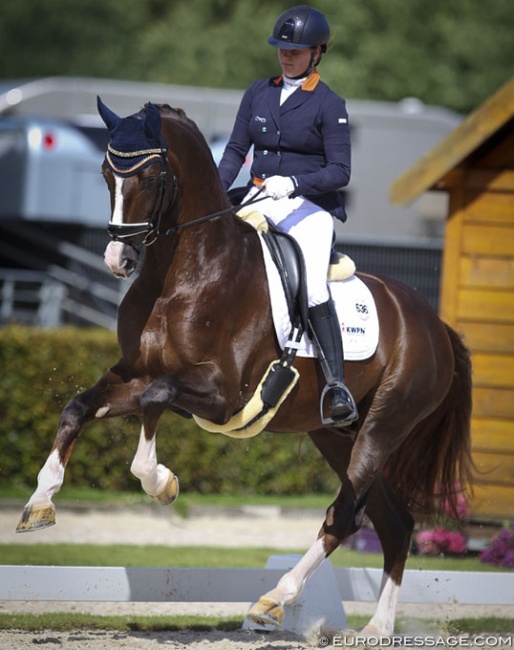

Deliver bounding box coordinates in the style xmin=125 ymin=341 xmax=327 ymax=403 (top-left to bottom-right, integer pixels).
xmin=97 ymin=96 xmax=167 ymax=176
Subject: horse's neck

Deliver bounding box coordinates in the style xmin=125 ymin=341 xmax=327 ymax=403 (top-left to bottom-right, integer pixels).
xmin=143 ymin=207 xmax=253 ymax=290
xmin=177 ymin=212 xmax=248 ymax=272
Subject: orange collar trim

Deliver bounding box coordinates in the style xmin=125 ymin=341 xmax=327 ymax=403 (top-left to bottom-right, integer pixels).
xmin=273 ymin=68 xmax=320 ymax=92
xmin=302 ymin=69 xmax=320 ymax=91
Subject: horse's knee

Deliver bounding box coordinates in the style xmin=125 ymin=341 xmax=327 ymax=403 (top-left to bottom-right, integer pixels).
xmin=59 ymin=392 xmax=99 ymax=429
xmin=60 ymin=398 xmax=84 ymax=423
xmin=141 ymin=377 xmax=177 ymax=412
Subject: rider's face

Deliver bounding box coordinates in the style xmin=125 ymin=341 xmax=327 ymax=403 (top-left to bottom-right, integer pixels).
xmin=278 ymin=46 xmax=319 ymax=78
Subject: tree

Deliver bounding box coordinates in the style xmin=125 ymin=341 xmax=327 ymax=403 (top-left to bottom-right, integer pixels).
xmin=0 ymin=0 xmax=512 ymax=114
xmin=0 ymin=0 xmax=151 ymax=80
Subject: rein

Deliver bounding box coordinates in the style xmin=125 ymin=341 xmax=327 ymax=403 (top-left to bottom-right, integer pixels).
xmin=107 ymin=147 xmax=266 ymax=248
xmin=165 ymin=189 xmax=267 ymax=235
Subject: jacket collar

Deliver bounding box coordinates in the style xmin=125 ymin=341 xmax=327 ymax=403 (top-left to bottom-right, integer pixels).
xmin=268 ymin=68 xmax=321 ymax=125
xmin=272 ymin=68 xmax=321 ymax=92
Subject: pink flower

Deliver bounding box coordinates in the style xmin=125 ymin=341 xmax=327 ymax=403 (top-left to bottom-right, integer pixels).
xmin=442 ymin=485 xmax=469 ymax=520
xmin=415 ymin=528 xmax=467 ymax=556
xmin=415 ymin=530 xmax=442 ymax=556
xmin=445 ymin=531 xmax=467 ymax=554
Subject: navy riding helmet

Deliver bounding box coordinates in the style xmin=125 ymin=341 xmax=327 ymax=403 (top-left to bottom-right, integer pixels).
xmin=268 ymin=5 xmax=330 ymax=52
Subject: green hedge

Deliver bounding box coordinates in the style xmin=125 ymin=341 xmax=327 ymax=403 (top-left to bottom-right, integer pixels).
xmin=0 ymin=326 xmax=338 ymax=496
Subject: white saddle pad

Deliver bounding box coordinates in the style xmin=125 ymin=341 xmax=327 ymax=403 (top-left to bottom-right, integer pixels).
xmin=260 ymin=234 xmax=379 ymax=361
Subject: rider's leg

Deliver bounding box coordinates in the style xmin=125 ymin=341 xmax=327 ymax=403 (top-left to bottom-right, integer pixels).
xmin=308 ymin=298 xmax=358 ymax=424
xmin=266 ymin=197 xmax=358 ymax=425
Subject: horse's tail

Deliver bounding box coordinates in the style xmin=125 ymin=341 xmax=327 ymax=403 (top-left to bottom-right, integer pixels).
xmin=387 ymin=324 xmax=475 ymax=520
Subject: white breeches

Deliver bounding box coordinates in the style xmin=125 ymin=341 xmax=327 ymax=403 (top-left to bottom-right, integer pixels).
xmin=246 ymin=188 xmax=333 ymax=306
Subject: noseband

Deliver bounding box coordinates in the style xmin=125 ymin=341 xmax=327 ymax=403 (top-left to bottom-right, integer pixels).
xmin=106 ymin=147 xmax=178 ymax=247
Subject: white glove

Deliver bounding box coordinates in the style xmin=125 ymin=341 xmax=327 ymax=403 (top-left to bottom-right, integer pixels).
xmin=262 ymin=175 xmax=295 ymax=200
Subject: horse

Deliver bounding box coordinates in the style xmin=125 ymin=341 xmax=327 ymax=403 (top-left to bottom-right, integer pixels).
xmin=16 ymin=98 xmax=474 ymax=638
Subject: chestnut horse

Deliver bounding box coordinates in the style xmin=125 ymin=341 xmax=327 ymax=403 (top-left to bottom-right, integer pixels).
xmin=17 ymin=100 xmax=474 ymax=637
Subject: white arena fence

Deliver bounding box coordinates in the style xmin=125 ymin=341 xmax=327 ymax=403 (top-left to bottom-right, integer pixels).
xmin=1 ymin=556 xmax=513 ymax=635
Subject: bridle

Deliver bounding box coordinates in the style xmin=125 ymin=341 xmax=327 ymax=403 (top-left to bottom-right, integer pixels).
xmin=107 ymin=148 xmax=179 ymax=247
xmin=106 ymin=146 xmax=266 ymax=248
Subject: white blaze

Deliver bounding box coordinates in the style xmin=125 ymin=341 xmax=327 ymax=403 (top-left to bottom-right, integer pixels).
xmin=112 ymin=175 xmax=125 ymax=225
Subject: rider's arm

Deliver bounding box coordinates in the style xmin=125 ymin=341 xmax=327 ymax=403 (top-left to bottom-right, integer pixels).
xmin=291 ymin=91 xmax=351 ymax=197
xmin=217 ymin=85 xmax=254 ymax=191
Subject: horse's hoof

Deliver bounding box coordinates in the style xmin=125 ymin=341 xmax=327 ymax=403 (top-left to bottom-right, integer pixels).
xmin=16 ymin=504 xmax=56 ymax=533
xmin=246 ymin=597 xmax=285 ymax=628
xmin=151 ymin=469 xmax=179 ymax=506
xmin=359 ymin=623 xmax=391 ymax=637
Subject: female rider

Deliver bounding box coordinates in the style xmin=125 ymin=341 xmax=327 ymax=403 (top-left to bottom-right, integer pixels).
xmin=218 ymin=5 xmax=358 ymax=426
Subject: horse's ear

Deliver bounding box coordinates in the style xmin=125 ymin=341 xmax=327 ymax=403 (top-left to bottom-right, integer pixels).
xmin=97 ymin=96 xmax=121 ymax=132
xmin=144 ymin=102 xmax=162 ymax=145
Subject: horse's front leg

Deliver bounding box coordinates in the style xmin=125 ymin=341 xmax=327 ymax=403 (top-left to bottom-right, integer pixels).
xmin=16 ymin=369 xmax=146 ymax=533
xmin=130 ymin=424 xmax=179 ymax=505
xmin=129 ymin=377 xmax=180 ymax=505
xmin=129 ymin=368 xmax=239 ymax=505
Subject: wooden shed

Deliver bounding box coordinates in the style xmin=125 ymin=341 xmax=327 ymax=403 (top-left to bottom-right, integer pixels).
xmin=390 ymin=77 xmax=514 ymax=521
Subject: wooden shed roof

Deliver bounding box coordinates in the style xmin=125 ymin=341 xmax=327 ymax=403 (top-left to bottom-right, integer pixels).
xmin=390 ymin=76 xmax=514 ymax=206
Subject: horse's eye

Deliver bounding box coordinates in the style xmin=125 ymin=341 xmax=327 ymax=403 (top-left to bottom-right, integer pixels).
xmin=141 ymin=176 xmax=158 ymax=189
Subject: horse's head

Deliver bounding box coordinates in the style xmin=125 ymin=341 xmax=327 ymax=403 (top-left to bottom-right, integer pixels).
xmin=97 ymin=96 xmax=178 ymax=277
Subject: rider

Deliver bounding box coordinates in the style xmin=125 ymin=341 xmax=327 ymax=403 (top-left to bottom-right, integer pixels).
xmin=218 ymin=5 xmax=358 ymax=426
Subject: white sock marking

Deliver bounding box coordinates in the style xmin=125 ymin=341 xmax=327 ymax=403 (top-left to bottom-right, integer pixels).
xmin=367 ymin=572 xmax=400 ymax=636
xmin=26 ymin=449 xmax=65 ymax=508
xmin=265 ymin=537 xmax=327 ymax=605
xmin=130 ymin=426 xmax=171 ymax=497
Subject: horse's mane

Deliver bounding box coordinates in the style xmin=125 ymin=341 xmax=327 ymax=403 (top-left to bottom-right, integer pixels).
xmin=142 ymin=102 xmax=202 ymax=135
xmin=140 ymin=102 xmax=224 ymax=186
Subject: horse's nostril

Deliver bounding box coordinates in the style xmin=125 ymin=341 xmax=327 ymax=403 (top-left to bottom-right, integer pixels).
xmin=124 ymin=260 xmax=137 ymax=277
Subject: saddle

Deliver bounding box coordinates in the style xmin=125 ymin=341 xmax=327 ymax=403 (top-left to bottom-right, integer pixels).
xmin=236 ymin=205 xmax=356 ymax=414
xmin=192 ymin=204 xmax=361 ymax=438
xmin=236 ymin=205 xmax=355 ymax=329
xmin=263 ymin=222 xmax=309 ymax=333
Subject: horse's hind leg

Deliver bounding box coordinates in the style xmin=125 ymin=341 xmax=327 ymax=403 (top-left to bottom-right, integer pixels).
xmin=130 ymin=376 xmax=179 ymax=505
xmin=360 ymin=475 xmax=414 ymax=636
xmin=16 ymin=370 xmax=145 ymax=533
xmin=246 ymin=535 xmax=330 ymax=629
xmin=247 ymin=427 xmax=412 ymax=634
xmin=246 ymin=429 xmax=356 ymax=630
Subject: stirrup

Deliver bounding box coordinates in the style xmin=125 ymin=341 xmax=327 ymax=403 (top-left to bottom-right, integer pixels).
xmin=320 ymin=382 xmax=358 ymax=427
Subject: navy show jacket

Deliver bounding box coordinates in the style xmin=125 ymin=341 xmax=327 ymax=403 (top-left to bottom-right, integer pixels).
xmin=218 ymin=70 xmax=351 ymax=222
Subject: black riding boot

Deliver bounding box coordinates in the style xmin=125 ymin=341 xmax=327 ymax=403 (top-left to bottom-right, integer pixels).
xmin=308 ymin=300 xmax=358 ymax=426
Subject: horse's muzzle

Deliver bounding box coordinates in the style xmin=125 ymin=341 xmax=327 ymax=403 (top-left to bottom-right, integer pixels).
xmin=104 ymin=240 xmax=139 ymax=279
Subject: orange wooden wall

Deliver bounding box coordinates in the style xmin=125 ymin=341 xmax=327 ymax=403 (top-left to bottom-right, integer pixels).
xmin=440 ymin=144 xmax=514 ymax=519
